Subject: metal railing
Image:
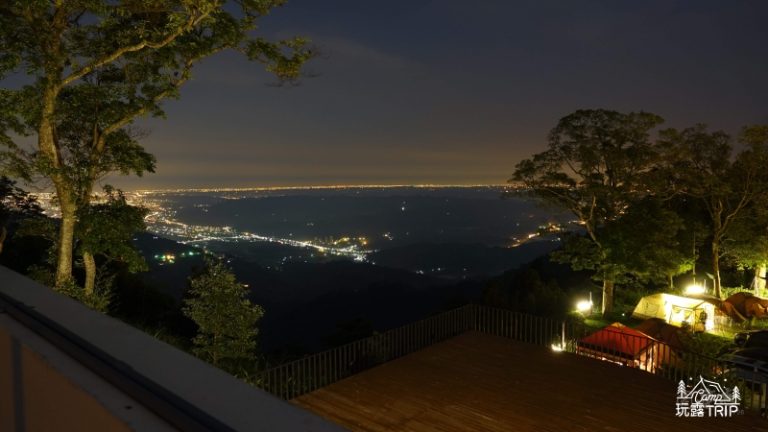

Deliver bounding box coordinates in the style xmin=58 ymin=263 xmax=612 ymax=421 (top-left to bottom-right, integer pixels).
xmin=572 ymin=325 xmax=766 ymax=417
xmin=254 ymin=304 xmax=767 ymax=417
xmin=256 ymin=305 xmax=474 ymax=399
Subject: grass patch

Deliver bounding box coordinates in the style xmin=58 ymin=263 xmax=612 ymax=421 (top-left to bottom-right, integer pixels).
xmin=582 ymin=313 xmax=642 ymax=331
xmin=683 ymin=331 xmax=734 ymax=358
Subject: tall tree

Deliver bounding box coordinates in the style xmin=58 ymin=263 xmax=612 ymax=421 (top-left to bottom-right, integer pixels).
xmin=655 ymin=125 xmax=768 ymax=298
xmin=512 ymin=109 xmax=663 ymax=316
xmin=0 ymin=1 xmax=311 ymax=287
xmin=183 ymin=258 xmax=264 ymax=372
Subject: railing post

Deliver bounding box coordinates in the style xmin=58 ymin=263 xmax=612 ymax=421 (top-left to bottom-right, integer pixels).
xmin=561 ymin=321 xmax=566 ymax=350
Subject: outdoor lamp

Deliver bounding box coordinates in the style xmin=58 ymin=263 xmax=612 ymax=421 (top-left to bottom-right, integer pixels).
xmin=684 ymin=284 xmax=705 ymax=296
xmin=576 ymin=299 xmax=593 ymax=313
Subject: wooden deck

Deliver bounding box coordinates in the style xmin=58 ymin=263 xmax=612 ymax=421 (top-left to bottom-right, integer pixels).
xmin=293 ymin=332 xmax=764 ymax=431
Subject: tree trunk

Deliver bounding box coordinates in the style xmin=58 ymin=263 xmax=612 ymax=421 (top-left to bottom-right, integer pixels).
xmin=39 ymin=75 xmax=75 ymax=288
xmin=55 ymin=199 xmax=77 ymax=287
xmin=755 ymin=265 xmax=766 ymax=296
xmin=602 ymin=279 xmax=614 ymax=317
xmin=712 ymin=240 xmax=722 ymax=299
xmin=83 ymin=251 xmax=96 ymax=296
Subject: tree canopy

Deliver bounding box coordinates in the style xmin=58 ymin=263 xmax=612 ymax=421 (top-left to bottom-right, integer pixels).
xmin=655 ymin=125 xmax=768 ymax=297
xmin=512 ymin=109 xmax=664 ymax=315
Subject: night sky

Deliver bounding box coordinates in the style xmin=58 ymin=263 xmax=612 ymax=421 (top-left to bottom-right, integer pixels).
xmin=114 ymin=0 xmax=768 ymax=189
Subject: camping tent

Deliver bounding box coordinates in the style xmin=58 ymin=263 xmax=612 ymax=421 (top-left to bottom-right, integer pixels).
xmin=633 ymin=318 xmax=685 ymax=368
xmin=632 ymin=293 xmax=716 ymax=331
xmin=634 ymin=318 xmax=685 ymax=351
xmin=576 ymin=323 xmax=666 ymax=372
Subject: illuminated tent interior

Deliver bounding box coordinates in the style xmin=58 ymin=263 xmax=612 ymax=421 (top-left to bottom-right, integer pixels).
xmin=632 ymin=293 xmax=716 ymax=332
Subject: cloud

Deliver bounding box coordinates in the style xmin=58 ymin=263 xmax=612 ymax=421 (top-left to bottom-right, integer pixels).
xmin=189 ymin=35 xmax=423 ymax=89
xmin=311 ymin=36 xmax=420 ymax=72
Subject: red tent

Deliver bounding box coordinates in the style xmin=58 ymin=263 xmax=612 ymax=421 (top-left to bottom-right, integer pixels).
xmin=576 ymin=323 xmax=661 ymax=371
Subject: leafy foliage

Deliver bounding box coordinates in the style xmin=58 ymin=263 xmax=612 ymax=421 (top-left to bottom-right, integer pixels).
xmin=0 ymin=176 xmax=42 ymax=254
xmin=55 ymin=277 xmax=112 ymax=313
xmin=602 ymin=197 xmax=690 ymax=286
xmin=11 ymin=186 xmax=147 ymax=310
xmin=654 ymin=125 xmax=768 ymax=297
xmin=483 ymin=267 xmax=571 ymax=319
xmin=183 ymin=258 xmax=264 ymax=373
xmin=0 ymin=1 xmax=312 ymax=286
xmin=77 ymin=187 xmax=148 ymax=272
xmin=74 ymin=186 xmax=149 ymax=302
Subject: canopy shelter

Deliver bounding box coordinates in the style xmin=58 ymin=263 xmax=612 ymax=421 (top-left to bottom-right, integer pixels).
xmin=576 ymin=323 xmax=672 ymax=372
xmin=632 ymin=293 xmax=716 ymax=332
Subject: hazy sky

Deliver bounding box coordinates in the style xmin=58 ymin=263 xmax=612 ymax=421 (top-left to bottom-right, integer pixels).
xmin=109 ymin=0 xmax=768 ymax=189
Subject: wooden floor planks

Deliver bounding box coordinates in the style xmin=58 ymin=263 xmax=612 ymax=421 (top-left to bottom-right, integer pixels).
xmin=293 ymin=331 xmax=764 ymax=431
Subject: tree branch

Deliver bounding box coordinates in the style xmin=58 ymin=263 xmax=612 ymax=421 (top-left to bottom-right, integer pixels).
xmin=100 ymin=56 xmax=203 ymax=140
xmin=61 ymin=9 xmax=211 ymax=87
